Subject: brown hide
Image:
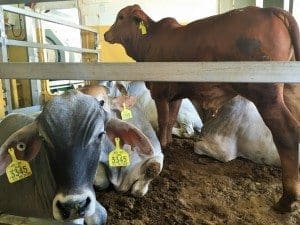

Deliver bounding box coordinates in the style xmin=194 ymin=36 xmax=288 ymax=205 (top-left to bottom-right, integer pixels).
xmin=104 ymin=5 xmax=300 ymax=212
xmin=105 ymin=5 xmax=299 ymax=61
xmin=284 ymin=84 xmax=300 ymax=121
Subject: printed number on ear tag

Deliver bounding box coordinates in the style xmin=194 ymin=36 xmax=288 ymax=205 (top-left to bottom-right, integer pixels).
xmin=109 ymin=138 xmax=130 ymax=167
xmin=6 ymin=148 xmax=32 ymax=183
xmin=139 ymin=21 xmax=147 ymax=35
xmin=121 ymin=103 xmax=132 ymax=120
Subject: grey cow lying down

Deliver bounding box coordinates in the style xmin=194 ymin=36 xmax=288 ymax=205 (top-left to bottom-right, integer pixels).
xmin=194 ymin=96 xmax=281 ymax=166
xmin=0 ymin=91 xmax=163 ymax=224
xmin=79 ymin=85 xmax=164 ymax=197
xmin=101 ymin=81 xmax=203 ymax=138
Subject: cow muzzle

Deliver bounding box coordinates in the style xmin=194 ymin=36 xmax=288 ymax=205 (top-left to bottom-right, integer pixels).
xmin=104 ymin=31 xmax=115 ymax=44
xmin=52 ymin=190 xmax=96 ymax=221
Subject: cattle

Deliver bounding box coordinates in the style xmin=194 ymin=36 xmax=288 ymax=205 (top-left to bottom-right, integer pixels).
xmin=100 ymin=81 xmax=202 ymax=137
xmin=104 ymin=5 xmax=300 ymax=212
xmin=195 ymin=84 xmax=300 ymax=166
xmin=0 ymin=90 xmax=162 ymax=224
xmin=79 ymin=84 xmax=164 ymax=197
xmin=194 ymin=95 xmax=280 ymax=166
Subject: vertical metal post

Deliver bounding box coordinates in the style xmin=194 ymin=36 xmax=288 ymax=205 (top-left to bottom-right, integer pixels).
xmin=284 ymin=0 xmax=290 ymax=11
xmin=25 ymin=8 xmax=42 ymax=106
xmin=0 ymin=6 xmax=12 ymax=114
xmin=289 ymin=0 xmax=294 ymax=13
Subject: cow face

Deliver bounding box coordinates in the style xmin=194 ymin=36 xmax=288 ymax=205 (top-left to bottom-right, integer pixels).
xmin=102 ymin=119 xmax=163 ymax=197
xmin=0 ymin=91 xmax=107 ymax=223
xmin=104 ymin=4 xmax=149 ymax=45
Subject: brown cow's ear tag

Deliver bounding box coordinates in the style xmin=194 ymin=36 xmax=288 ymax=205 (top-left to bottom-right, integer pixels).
xmin=139 ymin=21 xmax=147 ymax=35
xmin=109 ymin=137 xmax=130 ymax=167
xmin=121 ymin=103 xmax=133 ymax=120
xmin=6 ymin=148 xmax=32 ymax=183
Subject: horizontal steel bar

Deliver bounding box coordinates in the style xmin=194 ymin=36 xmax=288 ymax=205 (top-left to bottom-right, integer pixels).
xmin=12 ymin=105 xmax=41 ymax=115
xmin=0 ymin=213 xmax=77 ymax=225
xmin=0 ymin=0 xmax=71 ymax=4
xmin=1 ymin=5 xmax=97 ymax=33
xmin=0 ymin=62 xmax=300 ymax=82
xmin=6 ymin=39 xmax=99 ymax=54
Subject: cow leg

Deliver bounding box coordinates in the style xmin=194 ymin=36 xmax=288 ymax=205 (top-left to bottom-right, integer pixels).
xmin=262 ymin=104 xmax=299 ymax=212
xmin=238 ymin=84 xmax=299 ymax=212
xmin=155 ymin=98 xmax=170 ymax=148
xmin=167 ymin=99 xmax=182 ymax=144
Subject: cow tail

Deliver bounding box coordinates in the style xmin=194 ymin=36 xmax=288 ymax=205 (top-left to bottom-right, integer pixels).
xmin=271 ymin=8 xmax=300 ymax=61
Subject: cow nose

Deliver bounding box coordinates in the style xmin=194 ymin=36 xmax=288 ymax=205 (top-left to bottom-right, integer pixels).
xmin=104 ymin=31 xmax=114 ymax=43
xmin=56 ymin=197 xmax=91 ymax=219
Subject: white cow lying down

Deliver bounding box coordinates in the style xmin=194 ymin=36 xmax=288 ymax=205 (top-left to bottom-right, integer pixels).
xmin=101 ymin=81 xmax=203 ymax=138
xmin=194 ymin=96 xmax=281 ymax=166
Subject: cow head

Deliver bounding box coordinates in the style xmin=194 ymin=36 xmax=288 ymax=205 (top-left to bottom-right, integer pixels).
xmin=0 ymin=90 xmax=163 ymax=223
xmin=101 ymin=119 xmax=163 ymax=197
xmin=104 ymin=4 xmax=151 ymax=46
xmin=0 ymin=91 xmax=107 ymax=223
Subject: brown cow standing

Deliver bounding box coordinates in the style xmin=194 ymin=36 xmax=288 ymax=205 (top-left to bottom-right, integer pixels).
xmin=104 ymin=5 xmax=300 ymax=212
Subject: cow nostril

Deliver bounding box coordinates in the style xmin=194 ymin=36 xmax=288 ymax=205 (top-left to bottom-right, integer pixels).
xmin=85 ymin=197 xmax=91 ymax=208
xmin=56 ymin=201 xmax=70 ymax=220
xmin=77 ymin=197 xmax=91 ymax=217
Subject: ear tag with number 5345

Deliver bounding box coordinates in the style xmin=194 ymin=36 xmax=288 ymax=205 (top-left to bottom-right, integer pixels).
xmin=121 ymin=103 xmax=132 ymax=120
xmin=6 ymin=148 xmax=32 ymax=183
xmin=109 ymin=138 xmax=130 ymax=167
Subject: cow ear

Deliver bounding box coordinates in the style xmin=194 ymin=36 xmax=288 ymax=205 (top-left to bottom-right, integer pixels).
xmin=115 ymin=82 xmax=128 ymax=96
xmin=132 ymin=9 xmax=146 ymax=24
xmin=111 ymin=96 xmax=137 ymax=111
xmin=0 ymin=122 xmax=42 ymax=175
xmin=105 ymin=118 xmax=153 ymax=155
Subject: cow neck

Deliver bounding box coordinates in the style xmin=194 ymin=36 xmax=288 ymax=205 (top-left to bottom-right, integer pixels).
xmin=124 ymin=20 xmax=155 ymax=62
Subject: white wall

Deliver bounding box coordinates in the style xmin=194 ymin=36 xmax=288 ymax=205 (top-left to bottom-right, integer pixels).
xmin=96 ymin=0 xmax=218 ymax=25
xmin=294 ymin=0 xmax=300 ymax=27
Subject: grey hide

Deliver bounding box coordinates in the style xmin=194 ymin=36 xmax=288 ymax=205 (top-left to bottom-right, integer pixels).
xmin=194 ymin=96 xmax=281 ymax=166
xmin=94 ymin=102 xmax=164 ymax=197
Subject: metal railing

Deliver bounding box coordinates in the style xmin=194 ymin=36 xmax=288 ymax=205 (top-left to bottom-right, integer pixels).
xmin=0 ymin=62 xmax=300 ymax=82
xmin=0 ymin=5 xmax=100 ymax=114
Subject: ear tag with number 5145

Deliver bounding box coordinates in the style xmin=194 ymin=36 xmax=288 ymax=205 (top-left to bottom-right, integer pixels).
xmin=109 ymin=138 xmax=130 ymax=167
xmin=121 ymin=103 xmax=132 ymax=120
xmin=6 ymin=148 xmax=32 ymax=183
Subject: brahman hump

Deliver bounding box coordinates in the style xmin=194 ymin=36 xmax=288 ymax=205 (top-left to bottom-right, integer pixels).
xmin=195 ymin=87 xmax=300 ymax=166
xmin=104 ymin=5 xmax=300 ymax=212
xmin=194 ymin=96 xmax=280 ymax=166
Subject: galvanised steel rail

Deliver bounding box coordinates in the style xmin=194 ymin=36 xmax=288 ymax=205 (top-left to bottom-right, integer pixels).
xmin=0 ymin=62 xmax=299 ymax=83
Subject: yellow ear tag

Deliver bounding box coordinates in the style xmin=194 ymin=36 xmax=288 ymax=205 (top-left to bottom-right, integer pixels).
xmin=121 ymin=103 xmax=132 ymax=120
xmin=139 ymin=21 xmax=147 ymax=35
xmin=6 ymin=148 xmax=32 ymax=183
xmin=108 ymin=137 xmax=130 ymax=167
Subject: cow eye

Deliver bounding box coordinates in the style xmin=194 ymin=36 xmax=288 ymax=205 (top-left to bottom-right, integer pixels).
xmin=98 ymin=132 xmax=105 ymax=140
xmin=16 ymin=142 xmax=26 ymax=151
xmin=118 ymin=15 xmax=124 ymax=20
